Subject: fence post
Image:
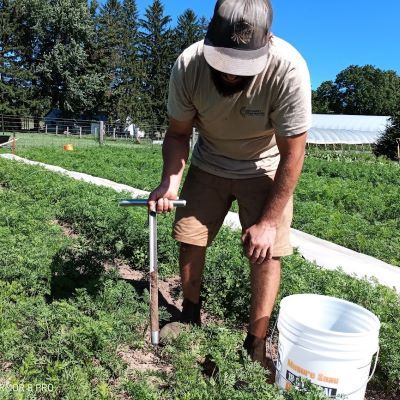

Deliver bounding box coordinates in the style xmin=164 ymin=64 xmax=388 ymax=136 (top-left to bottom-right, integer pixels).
xmin=79 ymin=127 xmax=82 ymax=139
xmin=45 ymin=125 xmax=48 ymax=134
xmin=66 ymin=126 xmax=69 ymax=136
xmin=99 ymin=121 xmax=104 ymax=145
xmin=1 ymin=115 xmax=4 ymax=134
xmin=56 ymin=126 xmax=58 ymax=135
xmin=113 ymin=128 xmax=116 ymax=141
xmin=11 ymin=134 xmax=16 ymax=155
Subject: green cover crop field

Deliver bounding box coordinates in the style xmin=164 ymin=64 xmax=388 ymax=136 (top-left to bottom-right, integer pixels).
xmin=0 ymin=148 xmax=400 ymax=399
xmin=12 ymin=144 xmax=400 ymax=266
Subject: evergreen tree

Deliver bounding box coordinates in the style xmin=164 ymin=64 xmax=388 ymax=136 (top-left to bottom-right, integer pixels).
xmin=174 ymin=9 xmax=207 ymax=56
xmin=139 ymin=0 xmax=174 ymax=130
xmin=97 ymin=0 xmax=125 ymax=119
xmin=0 ymin=0 xmax=24 ymax=115
xmin=0 ymin=0 xmax=49 ymax=116
xmin=97 ymin=0 xmax=147 ymax=124
xmin=115 ymin=0 xmax=149 ymax=125
xmin=89 ymin=0 xmax=99 ymax=17
xmin=35 ymin=0 xmax=104 ymax=116
xmin=373 ymin=113 xmax=400 ymax=161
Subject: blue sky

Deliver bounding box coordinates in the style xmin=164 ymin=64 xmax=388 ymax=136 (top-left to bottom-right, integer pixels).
xmin=101 ymin=0 xmax=400 ymax=89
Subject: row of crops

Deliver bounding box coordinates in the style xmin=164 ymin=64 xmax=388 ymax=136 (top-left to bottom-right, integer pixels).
xmin=0 ymin=147 xmax=399 ymax=399
xmin=12 ymin=145 xmax=400 ymax=266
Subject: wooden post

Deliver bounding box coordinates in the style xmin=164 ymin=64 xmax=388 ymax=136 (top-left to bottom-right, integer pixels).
xmin=113 ymin=128 xmax=116 ymax=141
xmin=79 ymin=127 xmax=82 ymax=139
xmin=56 ymin=125 xmax=58 ymax=135
xmin=45 ymin=125 xmax=48 ymax=134
xmin=396 ymin=138 xmax=400 ymax=163
xmin=11 ymin=135 xmax=16 ymax=155
xmin=66 ymin=126 xmax=69 ymax=136
xmin=99 ymin=121 xmax=104 ymax=145
xmin=1 ymin=115 xmax=4 ymax=134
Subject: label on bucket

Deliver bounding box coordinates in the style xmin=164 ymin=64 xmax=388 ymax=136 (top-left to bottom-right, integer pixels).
xmin=282 ymin=358 xmax=338 ymax=397
xmin=276 ymin=342 xmax=371 ymax=400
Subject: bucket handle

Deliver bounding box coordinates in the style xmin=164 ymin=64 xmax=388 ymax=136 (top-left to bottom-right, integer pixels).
xmin=268 ymin=319 xmax=380 ymax=399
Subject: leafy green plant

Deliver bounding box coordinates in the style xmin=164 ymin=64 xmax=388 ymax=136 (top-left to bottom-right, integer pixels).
xmin=14 ymin=144 xmax=400 ymax=266
xmin=1 ymin=153 xmax=399 ymax=399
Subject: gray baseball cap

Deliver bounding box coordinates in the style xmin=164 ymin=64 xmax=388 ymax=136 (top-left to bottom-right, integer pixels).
xmin=204 ymin=0 xmax=273 ymax=76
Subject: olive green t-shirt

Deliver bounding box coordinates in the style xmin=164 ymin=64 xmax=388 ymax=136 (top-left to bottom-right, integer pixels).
xmin=167 ymin=36 xmax=312 ymax=179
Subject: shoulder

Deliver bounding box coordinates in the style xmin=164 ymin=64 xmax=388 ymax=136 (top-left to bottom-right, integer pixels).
xmin=174 ymin=40 xmax=206 ymax=73
xmin=268 ymin=35 xmax=309 ymax=73
xmin=171 ymin=41 xmax=208 ymax=96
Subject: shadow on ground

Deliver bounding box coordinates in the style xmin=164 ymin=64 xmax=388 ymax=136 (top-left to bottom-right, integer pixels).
xmin=46 ymin=243 xmax=107 ymax=302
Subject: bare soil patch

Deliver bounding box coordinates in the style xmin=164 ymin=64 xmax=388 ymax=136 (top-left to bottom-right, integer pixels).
xmin=117 ymin=345 xmax=172 ymax=375
xmin=114 ymin=261 xmax=222 ymax=325
xmin=52 ymin=219 xmax=79 ymax=239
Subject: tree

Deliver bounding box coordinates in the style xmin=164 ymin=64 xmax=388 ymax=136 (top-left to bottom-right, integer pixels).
xmin=0 ymin=0 xmax=49 ymax=116
xmin=0 ymin=0 xmax=25 ymax=114
xmin=174 ymin=10 xmax=208 ymax=57
xmin=373 ymin=113 xmax=400 ymax=160
xmin=113 ymin=0 xmax=147 ymax=123
xmin=96 ymin=0 xmax=148 ymax=123
xmin=312 ymin=81 xmax=338 ymax=114
xmin=97 ymin=0 xmax=125 ymax=118
xmin=139 ymin=0 xmax=174 ymax=129
xmin=312 ymin=65 xmax=400 ymax=116
xmin=35 ymin=0 xmax=105 ymax=116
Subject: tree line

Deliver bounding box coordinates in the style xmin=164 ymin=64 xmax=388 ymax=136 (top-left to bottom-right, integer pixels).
xmin=312 ymin=65 xmax=400 ymax=116
xmin=1 ymin=0 xmax=207 ymax=128
xmin=1 ymin=0 xmax=400 ymax=130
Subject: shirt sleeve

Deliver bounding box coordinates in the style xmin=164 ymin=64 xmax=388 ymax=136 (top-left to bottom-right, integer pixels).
xmin=270 ymin=57 xmax=312 ymax=136
xmin=167 ymin=56 xmax=197 ymax=122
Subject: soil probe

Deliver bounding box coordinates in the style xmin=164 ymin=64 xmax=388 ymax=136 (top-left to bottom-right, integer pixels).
xmin=119 ymin=199 xmax=186 ymax=345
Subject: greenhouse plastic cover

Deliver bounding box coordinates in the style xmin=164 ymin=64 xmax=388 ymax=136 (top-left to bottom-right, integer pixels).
xmin=308 ymin=114 xmax=391 ymax=144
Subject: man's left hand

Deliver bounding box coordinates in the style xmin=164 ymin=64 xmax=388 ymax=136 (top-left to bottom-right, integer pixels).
xmin=241 ymin=223 xmax=277 ymax=265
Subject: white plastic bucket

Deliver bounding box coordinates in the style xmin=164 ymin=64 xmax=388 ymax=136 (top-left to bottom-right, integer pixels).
xmin=274 ymin=294 xmax=380 ymax=400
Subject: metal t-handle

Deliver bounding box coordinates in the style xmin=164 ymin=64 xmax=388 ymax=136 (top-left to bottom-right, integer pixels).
xmin=119 ymin=198 xmax=186 ymax=345
xmin=119 ymin=199 xmax=187 ymax=208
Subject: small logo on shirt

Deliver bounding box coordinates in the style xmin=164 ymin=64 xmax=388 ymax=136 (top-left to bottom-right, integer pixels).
xmin=240 ymin=107 xmax=265 ymax=118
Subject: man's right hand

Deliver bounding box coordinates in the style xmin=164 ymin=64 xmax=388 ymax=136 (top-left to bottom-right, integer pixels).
xmin=148 ymin=184 xmax=179 ymax=214
xmin=148 ymin=117 xmax=193 ymax=214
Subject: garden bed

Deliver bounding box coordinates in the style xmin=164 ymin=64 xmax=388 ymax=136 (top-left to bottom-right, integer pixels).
xmin=0 ymin=157 xmax=399 ymax=399
xmin=13 ymin=145 xmax=400 ymax=266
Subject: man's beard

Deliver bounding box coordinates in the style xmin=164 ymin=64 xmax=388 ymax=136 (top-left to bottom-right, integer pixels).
xmin=209 ymin=67 xmax=254 ymax=97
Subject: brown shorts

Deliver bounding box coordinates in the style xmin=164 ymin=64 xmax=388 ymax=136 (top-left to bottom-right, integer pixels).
xmin=173 ymin=166 xmax=293 ymax=257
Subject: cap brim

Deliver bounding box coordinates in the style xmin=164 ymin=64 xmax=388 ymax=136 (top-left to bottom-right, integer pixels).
xmin=204 ymin=41 xmax=269 ymax=76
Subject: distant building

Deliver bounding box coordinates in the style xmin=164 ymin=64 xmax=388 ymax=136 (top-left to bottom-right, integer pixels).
xmin=309 ymin=114 xmax=391 ymax=144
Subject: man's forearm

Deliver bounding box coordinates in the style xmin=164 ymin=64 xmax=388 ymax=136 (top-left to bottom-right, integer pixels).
xmin=259 ymin=150 xmax=305 ymax=226
xmin=161 ymin=131 xmax=190 ymax=191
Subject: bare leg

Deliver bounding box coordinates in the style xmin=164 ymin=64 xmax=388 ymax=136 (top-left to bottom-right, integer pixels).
xmin=179 ymin=243 xmax=207 ymax=304
xmin=248 ymin=257 xmax=281 ymax=338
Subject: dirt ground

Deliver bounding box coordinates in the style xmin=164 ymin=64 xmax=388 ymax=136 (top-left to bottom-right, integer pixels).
xmin=113 ymin=261 xmax=395 ymax=400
